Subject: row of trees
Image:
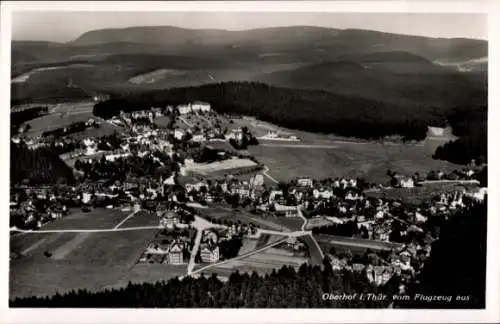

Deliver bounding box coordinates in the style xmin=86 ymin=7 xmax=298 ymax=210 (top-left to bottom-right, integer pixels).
xmin=11 ymin=106 xmax=48 ymax=128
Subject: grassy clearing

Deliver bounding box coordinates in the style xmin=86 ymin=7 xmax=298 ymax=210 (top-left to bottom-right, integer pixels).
xmin=42 ymin=208 xmax=128 ymax=230
xmin=213 ymin=249 xmax=308 ymax=273
xmin=248 ymin=140 xmax=460 ymax=184
xmin=200 ymin=206 xmax=296 ymax=232
xmin=9 ymin=229 xmax=161 ymax=298
xmin=238 ymin=238 xmax=259 ymax=256
xmin=66 ymin=123 xmax=122 ymax=140
xmin=304 ymin=217 xmax=333 ymax=230
xmin=119 ymin=210 xmax=159 ymax=228
xmin=23 ymin=112 xmax=93 ymax=137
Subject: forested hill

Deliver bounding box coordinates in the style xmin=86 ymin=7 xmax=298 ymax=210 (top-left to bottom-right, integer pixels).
xmin=94 ymin=82 xmax=449 ymax=141
xmin=397 ymin=201 xmax=487 ymax=309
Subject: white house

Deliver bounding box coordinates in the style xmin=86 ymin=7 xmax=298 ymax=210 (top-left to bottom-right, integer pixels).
xmin=200 ymin=244 xmax=219 ymax=263
xmin=177 ymin=104 xmax=191 ymax=115
xmin=297 ymin=177 xmax=313 ymax=187
xmin=173 ymin=129 xmax=185 ymax=140
xmin=192 ymin=134 xmax=207 ymax=143
xmin=268 ymin=190 xmax=284 ymax=203
xmin=400 ymin=177 xmax=415 ymax=188
xmin=313 ymin=189 xmax=334 ymax=200
xmin=427 ymin=126 xmax=445 ymax=137
xmin=191 ymin=102 xmax=211 ymax=113
xmin=274 ymin=203 xmax=298 ymax=217
xmin=105 ymin=152 xmax=131 ymax=162
xmin=414 ymin=211 xmax=427 ymax=223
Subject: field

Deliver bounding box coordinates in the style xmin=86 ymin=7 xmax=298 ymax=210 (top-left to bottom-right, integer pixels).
xmin=304 ymin=216 xmax=334 ymax=230
xmin=41 ymin=208 xmax=129 ymax=230
xmin=248 ymin=139 xmax=461 ymax=184
xmin=19 ymin=101 xmax=104 ymax=137
xmin=200 ymin=206 xmax=297 ymax=232
xmin=24 ymin=112 xmax=93 ymax=137
xmin=237 ymin=238 xmax=259 ymax=256
xmin=255 ymin=234 xmax=286 ymax=249
xmin=65 ymin=122 xmax=121 ymax=140
xmin=203 ymin=248 xmax=308 ymax=276
xmin=118 ymin=210 xmax=160 ymax=228
xmin=314 ymin=234 xmax=404 ymax=255
xmin=186 ymin=158 xmax=258 ymax=174
xmin=9 ymin=228 xmax=182 ymax=298
xmin=365 ymin=182 xmax=479 ymax=205
xmin=128 ymin=69 xmax=188 ymax=84
xmin=230 ymin=117 xmax=295 ymax=138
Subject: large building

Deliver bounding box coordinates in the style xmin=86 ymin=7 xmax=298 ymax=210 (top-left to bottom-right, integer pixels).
xmin=167 ymin=242 xmax=184 ymax=265
xmin=200 ymin=243 xmax=220 ymax=263
xmin=177 ymin=102 xmax=211 ymax=115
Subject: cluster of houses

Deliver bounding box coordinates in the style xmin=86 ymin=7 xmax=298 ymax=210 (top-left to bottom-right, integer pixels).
xmin=389 ymin=168 xmax=480 ymax=188
xmin=10 ymin=187 xmax=74 ymax=230
xmin=139 ymin=227 xmax=195 ymax=265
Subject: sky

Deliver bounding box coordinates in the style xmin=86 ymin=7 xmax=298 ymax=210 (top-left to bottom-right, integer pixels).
xmin=12 ymin=12 xmax=487 ymax=42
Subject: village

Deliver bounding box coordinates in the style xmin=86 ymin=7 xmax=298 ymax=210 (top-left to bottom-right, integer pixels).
xmin=10 ymin=101 xmax=487 ymax=294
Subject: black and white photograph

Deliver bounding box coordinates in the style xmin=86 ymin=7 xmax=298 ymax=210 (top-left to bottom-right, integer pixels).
xmin=1 ymin=1 xmax=498 ymax=323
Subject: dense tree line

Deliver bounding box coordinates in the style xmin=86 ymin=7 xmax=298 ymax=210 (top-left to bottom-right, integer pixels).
xmin=433 ymin=106 xmax=487 ymax=165
xmin=93 ymin=82 xmax=442 ymax=141
xmin=10 ymin=263 xmax=390 ymax=308
xmin=397 ymin=201 xmax=487 ymax=308
xmin=219 ymin=236 xmax=243 ymax=260
xmin=312 ymin=220 xmax=363 ymax=238
xmin=10 ymin=142 xmax=75 ymax=185
xmin=11 ymin=106 xmax=48 ymax=127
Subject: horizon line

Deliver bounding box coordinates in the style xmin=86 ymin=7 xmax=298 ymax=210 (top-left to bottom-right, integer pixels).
xmin=11 ymin=25 xmax=488 ymax=43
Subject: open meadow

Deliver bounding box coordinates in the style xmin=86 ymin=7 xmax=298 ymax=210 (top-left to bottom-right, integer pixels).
xmin=203 ymin=247 xmax=309 ymax=277
xmin=248 ymin=139 xmax=461 ymax=184
xmin=9 ymin=228 xmax=179 ymax=298
xmin=199 ymin=206 xmax=299 ymax=232
xmin=41 ymin=208 xmax=129 ymax=230
xmin=118 ymin=210 xmax=160 ymax=228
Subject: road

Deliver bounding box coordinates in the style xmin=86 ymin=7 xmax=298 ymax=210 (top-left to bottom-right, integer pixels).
xmin=10 ymin=225 xmax=162 ymax=234
xmin=262 ymin=165 xmax=279 ymax=184
xmin=113 ymin=210 xmax=140 ymax=229
xmin=187 ymin=229 xmax=203 ymax=275
xmin=297 ymin=207 xmax=308 ymax=231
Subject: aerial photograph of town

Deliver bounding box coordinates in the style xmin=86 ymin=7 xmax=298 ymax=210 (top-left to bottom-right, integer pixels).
xmin=7 ymin=7 xmax=488 ymax=310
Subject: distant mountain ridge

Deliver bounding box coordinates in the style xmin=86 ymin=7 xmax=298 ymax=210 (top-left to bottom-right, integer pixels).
xmin=67 ymin=25 xmax=486 ymax=63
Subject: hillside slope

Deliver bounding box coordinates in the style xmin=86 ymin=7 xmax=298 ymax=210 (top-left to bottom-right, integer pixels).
xmin=255 ymin=57 xmax=487 ymax=108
